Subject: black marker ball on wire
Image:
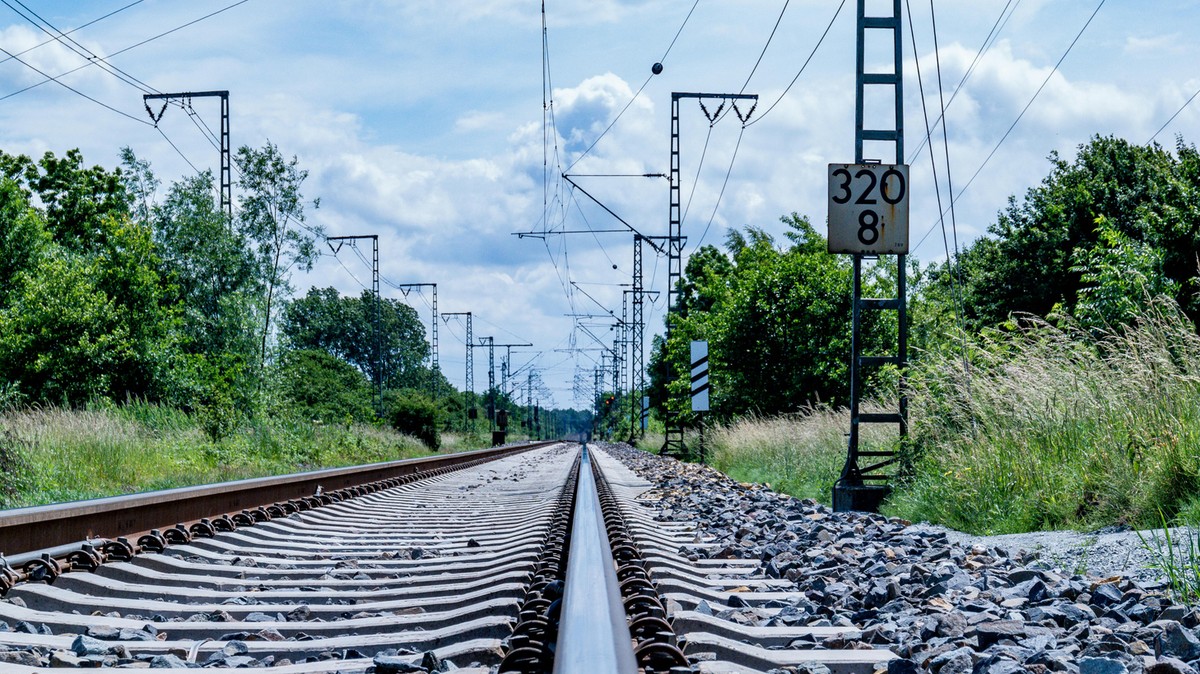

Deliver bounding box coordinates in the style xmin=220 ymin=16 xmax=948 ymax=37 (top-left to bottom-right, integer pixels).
xmin=651 ymin=63 xmax=663 ymax=75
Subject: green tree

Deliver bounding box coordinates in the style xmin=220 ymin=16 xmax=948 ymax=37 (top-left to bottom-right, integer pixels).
xmin=650 ymin=214 xmax=887 ymax=421
xmin=235 ymin=142 xmax=322 ymax=371
xmin=0 ymin=177 xmax=48 ymax=307
xmin=24 ymin=149 xmax=132 ymax=252
xmin=0 ymin=214 xmax=180 ymax=404
xmin=1069 ymin=217 xmax=1180 ymax=331
xmin=275 ymin=349 xmax=374 ymax=424
xmin=385 ymin=390 xmax=441 ymax=449
xmin=280 ymin=287 xmax=430 ymax=390
xmin=153 ymin=168 xmax=260 ymax=360
xmin=949 ymin=135 xmax=1200 ymax=328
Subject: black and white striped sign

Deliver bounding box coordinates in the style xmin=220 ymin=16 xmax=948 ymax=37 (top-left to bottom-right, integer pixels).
xmin=690 ymin=340 xmax=709 ymax=412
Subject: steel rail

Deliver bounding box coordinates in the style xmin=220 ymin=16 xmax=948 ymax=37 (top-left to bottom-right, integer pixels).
xmin=0 ymin=442 xmax=553 ymax=559
xmin=553 ymin=444 xmax=639 ymax=674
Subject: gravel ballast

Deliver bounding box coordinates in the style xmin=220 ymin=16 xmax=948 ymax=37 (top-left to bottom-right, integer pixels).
xmin=597 ymin=441 xmax=1200 ymax=674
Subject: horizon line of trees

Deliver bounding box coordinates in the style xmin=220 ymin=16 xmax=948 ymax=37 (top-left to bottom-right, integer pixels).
xmin=0 ymin=143 xmax=596 ymax=444
xmin=4 ymin=133 xmax=1195 ymax=444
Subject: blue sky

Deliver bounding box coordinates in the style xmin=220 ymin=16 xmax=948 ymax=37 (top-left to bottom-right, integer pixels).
xmin=1 ymin=0 xmax=1198 ymax=407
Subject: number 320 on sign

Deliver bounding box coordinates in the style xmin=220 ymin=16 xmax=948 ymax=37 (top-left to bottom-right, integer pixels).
xmin=827 ymin=163 xmax=909 ymax=255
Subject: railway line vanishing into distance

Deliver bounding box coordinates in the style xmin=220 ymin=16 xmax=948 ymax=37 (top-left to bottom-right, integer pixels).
xmin=0 ymin=441 xmax=900 ymax=673
xmin=3 ymin=441 xmax=1196 ymax=673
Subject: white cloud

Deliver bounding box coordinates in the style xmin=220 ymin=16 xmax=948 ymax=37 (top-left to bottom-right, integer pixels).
xmin=1124 ymin=33 xmax=1184 ymax=55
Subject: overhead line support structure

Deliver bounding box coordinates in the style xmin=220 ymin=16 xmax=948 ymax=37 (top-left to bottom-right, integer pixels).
xmin=495 ymin=343 xmax=534 ymax=395
xmin=393 ymin=283 xmax=439 ymax=396
xmin=143 ymin=90 xmax=231 ymax=219
xmin=327 ymin=235 xmax=381 ymax=415
xmin=441 ymin=311 xmax=474 ymax=426
xmin=662 ymin=92 xmax=758 ymax=458
xmin=527 ymin=174 xmax=667 ymax=442
xmin=833 ymin=0 xmax=909 ymax=512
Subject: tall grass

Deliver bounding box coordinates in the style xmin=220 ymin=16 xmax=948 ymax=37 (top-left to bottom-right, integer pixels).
xmin=706 ymin=408 xmax=896 ymax=504
xmin=0 ymin=404 xmax=456 ymax=509
xmin=888 ymin=299 xmax=1200 ymax=534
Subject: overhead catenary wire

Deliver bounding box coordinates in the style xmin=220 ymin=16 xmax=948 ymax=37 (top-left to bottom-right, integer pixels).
xmin=1 ymin=0 xmax=158 ymax=94
xmin=1148 ymin=84 xmax=1200 ymax=145
xmin=0 ymin=43 xmax=152 ymax=126
xmin=745 ymin=0 xmax=846 ymax=127
xmin=0 ymin=0 xmax=251 ymax=103
xmin=563 ymin=0 xmax=699 ymax=173
xmin=913 ymin=0 xmax=1106 ymax=253
xmin=906 ymin=0 xmax=1021 ymax=163
xmin=0 ymin=0 xmax=144 ymax=67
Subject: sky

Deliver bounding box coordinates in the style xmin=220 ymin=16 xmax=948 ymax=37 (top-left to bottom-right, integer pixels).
xmin=0 ymin=0 xmax=1197 ymax=409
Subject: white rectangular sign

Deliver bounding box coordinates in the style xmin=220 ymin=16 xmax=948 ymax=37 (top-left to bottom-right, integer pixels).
xmin=827 ymin=163 xmax=910 ymax=255
xmin=690 ymin=340 xmax=709 ymax=413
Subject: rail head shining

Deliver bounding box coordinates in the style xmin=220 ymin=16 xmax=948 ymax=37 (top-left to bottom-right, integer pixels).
xmin=553 ymin=444 xmax=638 ymax=674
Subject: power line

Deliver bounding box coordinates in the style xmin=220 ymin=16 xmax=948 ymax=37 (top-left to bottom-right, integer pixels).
xmin=1 ymin=0 xmax=158 ymax=94
xmin=693 ymin=125 xmax=745 ymax=251
xmin=0 ymin=1 xmax=251 ymax=103
xmin=906 ymin=0 xmax=1020 ymax=163
xmin=915 ymin=0 xmax=1106 ymax=252
xmin=0 ymin=43 xmax=151 ymax=126
xmin=563 ymin=0 xmax=700 ymax=172
xmin=0 ymin=0 xmax=144 ymax=67
xmin=739 ymin=0 xmax=789 ymax=94
xmin=1148 ymin=84 xmax=1200 ymax=144
xmin=745 ymin=0 xmax=846 ymax=127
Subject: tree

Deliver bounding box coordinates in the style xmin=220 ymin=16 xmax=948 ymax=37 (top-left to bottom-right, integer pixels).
xmin=649 ymin=214 xmax=888 ymax=421
xmin=0 ymin=214 xmax=180 ymax=405
xmin=947 ymin=135 xmax=1200 ymax=329
xmin=235 ymin=142 xmax=322 ymax=371
xmin=280 ymin=287 xmax=430 ymax=390
xmin=0 ymin=177 xmax=47 ymax=307
xmin=152 ymin=168 xmax=260 ymax=360
xmin=25 ymin=149 xmax=132 ymax=253
xmin=275 ymin=349 xmax=374 ymax=424
xmin=385 ymin=390 xmax=441 ymax=449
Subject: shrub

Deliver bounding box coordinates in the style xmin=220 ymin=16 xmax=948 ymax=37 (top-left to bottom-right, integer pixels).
xmin=274 ymin=349 xmax=374 ymax=425
xmin=385 ymin=390 xmax=441 ymax=450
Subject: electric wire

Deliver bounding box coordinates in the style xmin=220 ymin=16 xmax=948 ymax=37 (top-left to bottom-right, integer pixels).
xmin=928 ymin=0 xmax=962 ymax=269
xmin=569 ymin=191 xmax=621 ymax=271
xmin=1148 ymin=84 xmax=1200 ymax=144
xmin=744 ymin=0 xmax=846 ymax=127
xmin=914 ymin=0 xmax=1106 ymax=252
xmin=0 ymin=43 xmax=152 ymax=126
xmin=1 ymin=0 xmax=157 ymax=94
xmin=155 ymin=126 xmax=202 ymax=174
xmin=907 ymin=0 xmax=972 ymax=404
xmin=563 ymin=0 xmax=699 ymax=172
xmin=0 ymin=0 xmax=143 ymax=67
xmin=906 ymin=0 xmax=1020 ymax=162
xmin=0 ymin=0 xmax=250 ymax=103
xmin=679 ymin=123 xmax=714 ymax=228
xmin=739 ymin=0 xmax=789 ymax=93
xmin=693 ymin=125 xmax=745 ymax=250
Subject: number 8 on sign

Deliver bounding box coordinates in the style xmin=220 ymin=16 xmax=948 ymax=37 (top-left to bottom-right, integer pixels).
xmin=827 ymin=163 xmax=909 ymax=255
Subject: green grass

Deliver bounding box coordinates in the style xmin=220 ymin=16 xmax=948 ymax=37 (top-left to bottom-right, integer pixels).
xmin=0 ymin=404 xmax=480 ymax=509
xmin=691 ymin=298 xmax=1200 ymax=536
xmin=1138 ymin=512 xmax=1200 ymax=603
xmin=705 ymin=408 xmax=895 ymax=504
xmin=888 ymin=300 xmax=1200 ymax=534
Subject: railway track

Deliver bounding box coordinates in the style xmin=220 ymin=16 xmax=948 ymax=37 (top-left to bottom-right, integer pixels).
xmin=0 ymin=442 xmax=898 ymax=672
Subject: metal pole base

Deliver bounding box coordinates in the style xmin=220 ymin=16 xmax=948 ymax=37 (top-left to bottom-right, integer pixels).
xmin=832 ymin=482 xmax=890 ymax=513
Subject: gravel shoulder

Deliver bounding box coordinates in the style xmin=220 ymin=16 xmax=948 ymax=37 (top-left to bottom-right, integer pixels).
xmin=920 ymin=524 xmax=1185 ymax=586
